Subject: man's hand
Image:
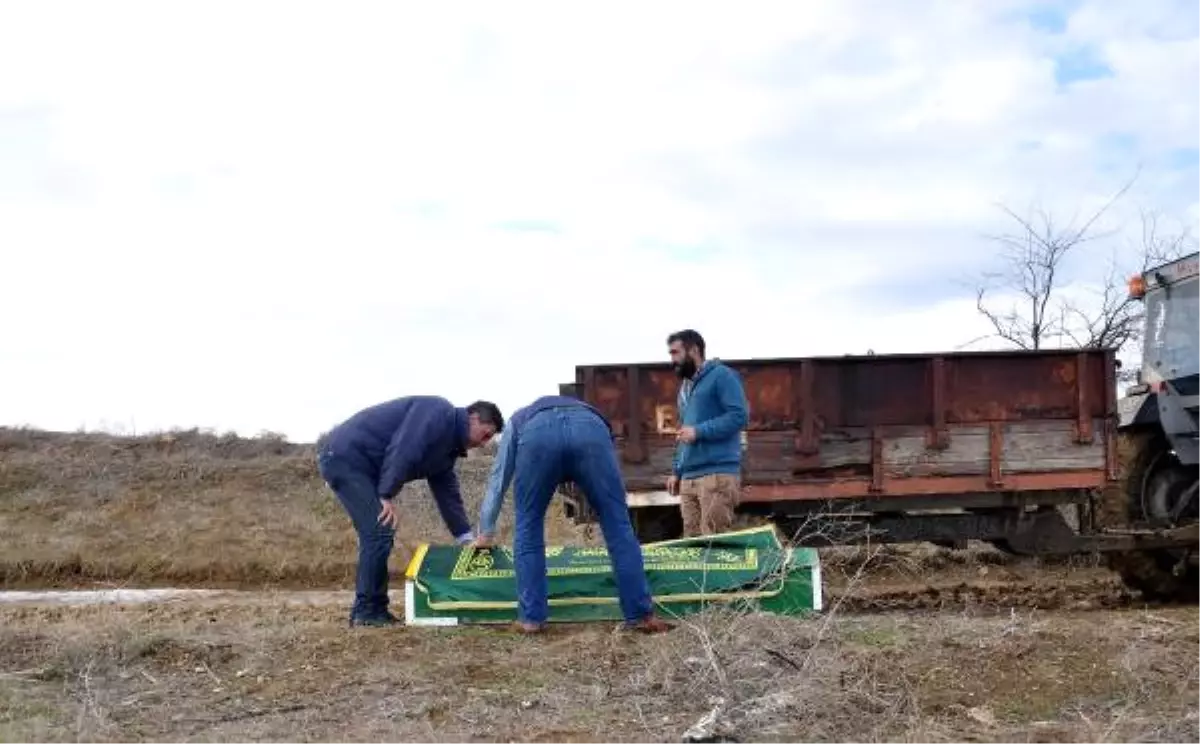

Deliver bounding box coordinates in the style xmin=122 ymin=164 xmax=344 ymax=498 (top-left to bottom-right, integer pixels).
xmin=377 ymin=498 xmax=399 ymax=529
xmin=666 ymin=475 xmax=680 ymax=495
xmin=472 ymin=533 xmax=496 ymax=549
xmin=676 ymin=426 xmax=698 ymax=444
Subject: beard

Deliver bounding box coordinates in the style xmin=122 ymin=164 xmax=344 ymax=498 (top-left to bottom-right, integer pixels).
xmin=674 ymin=357 xmax=697 ymax=379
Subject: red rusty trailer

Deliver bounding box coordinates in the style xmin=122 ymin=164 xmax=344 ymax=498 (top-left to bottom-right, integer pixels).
xmin=549 ymin=255 xmax=1200 ymax=597
xmin=555 ymin=348 xmax=1198 ymax=599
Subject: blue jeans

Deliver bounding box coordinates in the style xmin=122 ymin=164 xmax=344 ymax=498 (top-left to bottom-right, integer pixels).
xmin=513 ymin=407 xmax=654 ymax=625
xmin=317 ymin=449 xmax=394 ymax=620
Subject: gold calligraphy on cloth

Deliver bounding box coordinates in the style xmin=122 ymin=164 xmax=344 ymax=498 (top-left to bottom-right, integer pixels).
xmin=449 ymin=544 xmax=759 ymax=580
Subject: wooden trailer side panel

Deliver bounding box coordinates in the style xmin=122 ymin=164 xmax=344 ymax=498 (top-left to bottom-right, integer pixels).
xmin=570 ymin=349 xmax=1116 ymax=500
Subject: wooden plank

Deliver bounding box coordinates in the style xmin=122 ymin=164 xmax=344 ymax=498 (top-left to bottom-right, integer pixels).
xmin=870 ymin=427 xmax=884 ymax=493
xmin=989 ymin=422 xmax=1004 ymax=486
xmin=624 ymin=365 xmax=645 ymax=463
xmin=613 ymin=419 xmax=1108 ymax=488
xmin=883 ymin=420 xmax=1106 ymax=477
xmin=793 ymin=360 xmax=818 ymax=454
xmin=1075 ymin=352 xmax=1093 ymax=443
xmin=927 ymin=356 xmax=949 ymax=449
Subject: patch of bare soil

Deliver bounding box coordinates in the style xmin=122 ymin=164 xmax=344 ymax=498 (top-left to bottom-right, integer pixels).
xmin=818 ymin=542 xmax=1150 ymax=613
xmin=1 ymin=602 xmax=1195 ymax=743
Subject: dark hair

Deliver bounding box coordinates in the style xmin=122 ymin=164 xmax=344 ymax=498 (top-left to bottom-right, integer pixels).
xmin=467 ymin=400 xmax=505 ymax=433
xmin=666 ymin=329 xmax=706 ymax=358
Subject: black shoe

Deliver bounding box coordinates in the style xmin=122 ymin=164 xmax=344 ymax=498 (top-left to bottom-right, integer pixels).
xmin=349 ymin=611 xmax=400 ymax=628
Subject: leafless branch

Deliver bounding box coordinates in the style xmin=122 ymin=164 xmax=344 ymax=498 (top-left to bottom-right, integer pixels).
xmin=972 ymin=171 xmax=1194 ymax=367
xmin=1141 ymin=208 xmax=1197 ymax=267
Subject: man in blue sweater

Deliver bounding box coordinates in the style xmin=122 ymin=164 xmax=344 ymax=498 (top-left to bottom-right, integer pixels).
xmin=317 ymin=396 xmax=504 ymax=627
xmin=665 ymin=330 xmax=750 ymax=537
xmin=473 ymin=395 xmax=670 ymax=634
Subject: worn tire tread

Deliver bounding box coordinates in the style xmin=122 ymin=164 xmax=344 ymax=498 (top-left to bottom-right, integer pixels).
xmin=1100 ymin=431 xmax=1199 ymax=602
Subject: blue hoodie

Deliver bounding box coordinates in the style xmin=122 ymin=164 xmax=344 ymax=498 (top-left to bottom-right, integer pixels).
xmin=321 ymin=395 xmax=472 ymax=538
xmin=672 ymin=361 xmax=749 ymax=481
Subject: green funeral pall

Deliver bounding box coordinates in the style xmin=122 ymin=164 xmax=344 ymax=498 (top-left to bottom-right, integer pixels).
xmin=403 ymin=525 xmax=822 ymax=625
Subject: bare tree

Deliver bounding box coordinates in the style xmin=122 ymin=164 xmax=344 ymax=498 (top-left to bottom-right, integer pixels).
xmin=969 ymin=177 xmax=1195 ymax=367
xmin=1058 ymin=208 xmax=1196 ymax=355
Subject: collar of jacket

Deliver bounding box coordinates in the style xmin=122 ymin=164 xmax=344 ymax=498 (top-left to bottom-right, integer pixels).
xmin=452 ymin=407 xmax=470 ymax=457
xmin=687 ymin=359 xmax=718 ymax=386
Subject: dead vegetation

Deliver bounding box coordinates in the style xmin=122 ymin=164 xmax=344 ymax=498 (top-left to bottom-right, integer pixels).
xmin=0 ymin=426 xmax=1097 ymax=595
xmin=0 ymin=598 xmax=1195 ymax=742
xmin=2 ymin=426 xmax=1197 ymax=742
xmin=0 ymin=426 xmax=578 ymax=588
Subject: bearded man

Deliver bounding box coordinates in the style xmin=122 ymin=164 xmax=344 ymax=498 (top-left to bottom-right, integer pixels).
xmin=664 ymin=330 xmax=750 ymax=537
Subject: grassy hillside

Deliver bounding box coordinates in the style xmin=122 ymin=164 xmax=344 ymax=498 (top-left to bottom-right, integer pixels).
xmin=0 ymin=427 xmax=570 ymax=588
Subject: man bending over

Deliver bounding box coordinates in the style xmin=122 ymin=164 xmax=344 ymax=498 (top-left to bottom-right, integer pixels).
xmin=473 ymin=395 xmax=670 ymax=634
xmin=318 ymin=396 xmax=503 ymax=627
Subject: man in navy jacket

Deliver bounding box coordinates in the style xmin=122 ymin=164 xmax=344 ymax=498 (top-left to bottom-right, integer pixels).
xmin=473 ymin=395 xmax=670 ymax=634
xmin=318 ymin=396 xmax=504 ymax=626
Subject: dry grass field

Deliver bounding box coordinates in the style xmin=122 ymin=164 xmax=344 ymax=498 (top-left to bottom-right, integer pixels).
xmin=1 ymin=426 xmax=1197 ymax=742
xmin=1 ymin=600 xmax=1195 ymax=742
xmin=0 ymin=427 xmax=577 ymax=589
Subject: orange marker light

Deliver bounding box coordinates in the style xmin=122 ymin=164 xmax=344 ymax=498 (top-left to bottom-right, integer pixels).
xmin=1128 ymin=274 xmax=1147 ymax=299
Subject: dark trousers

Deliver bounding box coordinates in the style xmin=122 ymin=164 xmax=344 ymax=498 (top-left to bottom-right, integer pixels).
xmin=318 ymin=449 xmax=394 ymax=620
xmin=513 ymin=407 xmax=654 ymax=625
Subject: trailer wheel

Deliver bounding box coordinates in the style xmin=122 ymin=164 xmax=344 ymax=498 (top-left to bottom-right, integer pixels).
xmin=630 ymin=506 xmax=683 ymax=543
xmin=987 ymin=539 xmax=1018 ymax=555
xmin=1101 ymin=431 xmax=1199 ymax=603
xmin=628 ymin=507 xmax=775 ymax=544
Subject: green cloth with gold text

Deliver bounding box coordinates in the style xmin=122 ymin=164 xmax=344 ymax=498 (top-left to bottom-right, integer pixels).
xmin=404 ymin=525 xmax=821 ymax=624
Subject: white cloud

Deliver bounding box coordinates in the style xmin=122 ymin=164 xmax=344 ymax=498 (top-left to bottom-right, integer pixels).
xmin=0 ymin=0 xmax=1196 ymax=440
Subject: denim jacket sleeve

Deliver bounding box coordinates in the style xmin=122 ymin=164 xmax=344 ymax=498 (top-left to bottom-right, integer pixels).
xmin=477 ymin=426 xmax=518 ymax=536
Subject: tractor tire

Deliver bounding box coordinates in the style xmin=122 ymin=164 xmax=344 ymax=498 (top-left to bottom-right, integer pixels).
xmin=1100 ymin=431 xmax=1199 ymax=603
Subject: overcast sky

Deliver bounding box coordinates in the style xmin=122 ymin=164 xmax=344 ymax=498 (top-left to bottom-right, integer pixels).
xmin=2 ymin=0 xmax=1197 ymax=441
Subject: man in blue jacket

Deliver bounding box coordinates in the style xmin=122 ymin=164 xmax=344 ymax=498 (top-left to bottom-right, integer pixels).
xmin=317 ymin=396 xmax=504 ymax=627
xmin=473 ymin=395 xmax=670 ymax=634
xmin=665 ymin=329 xmax=750 ymax=537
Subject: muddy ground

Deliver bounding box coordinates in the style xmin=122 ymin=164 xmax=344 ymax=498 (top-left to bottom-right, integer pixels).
xmin=1 ymin=427 xmax=1197 ymax=741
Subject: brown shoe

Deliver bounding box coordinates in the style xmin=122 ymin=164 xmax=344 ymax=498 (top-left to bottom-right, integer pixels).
xmin=622 ymin=614 xmax=673 ymax=634
xmin=511 ymin=621 xmax=547 ymax=634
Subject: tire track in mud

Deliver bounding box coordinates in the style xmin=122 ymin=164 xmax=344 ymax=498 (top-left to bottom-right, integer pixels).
xmin=816 ymin=547 xmax=1187 ymax=614
xmin=831 ymin=576 xmax=1148 ymax=614
xmin=821 ymin=558 xmax=1178 ymax=614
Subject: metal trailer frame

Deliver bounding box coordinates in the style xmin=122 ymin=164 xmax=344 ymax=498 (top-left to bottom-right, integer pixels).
xmin=557 ymin=347 xmax=1198 ymax=556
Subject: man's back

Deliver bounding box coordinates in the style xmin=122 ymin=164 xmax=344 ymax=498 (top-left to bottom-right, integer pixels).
xmin=325 ymin=395 xmax=456 ymax=478
xmin=508 ymin=395 xmax=609 ymax=435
